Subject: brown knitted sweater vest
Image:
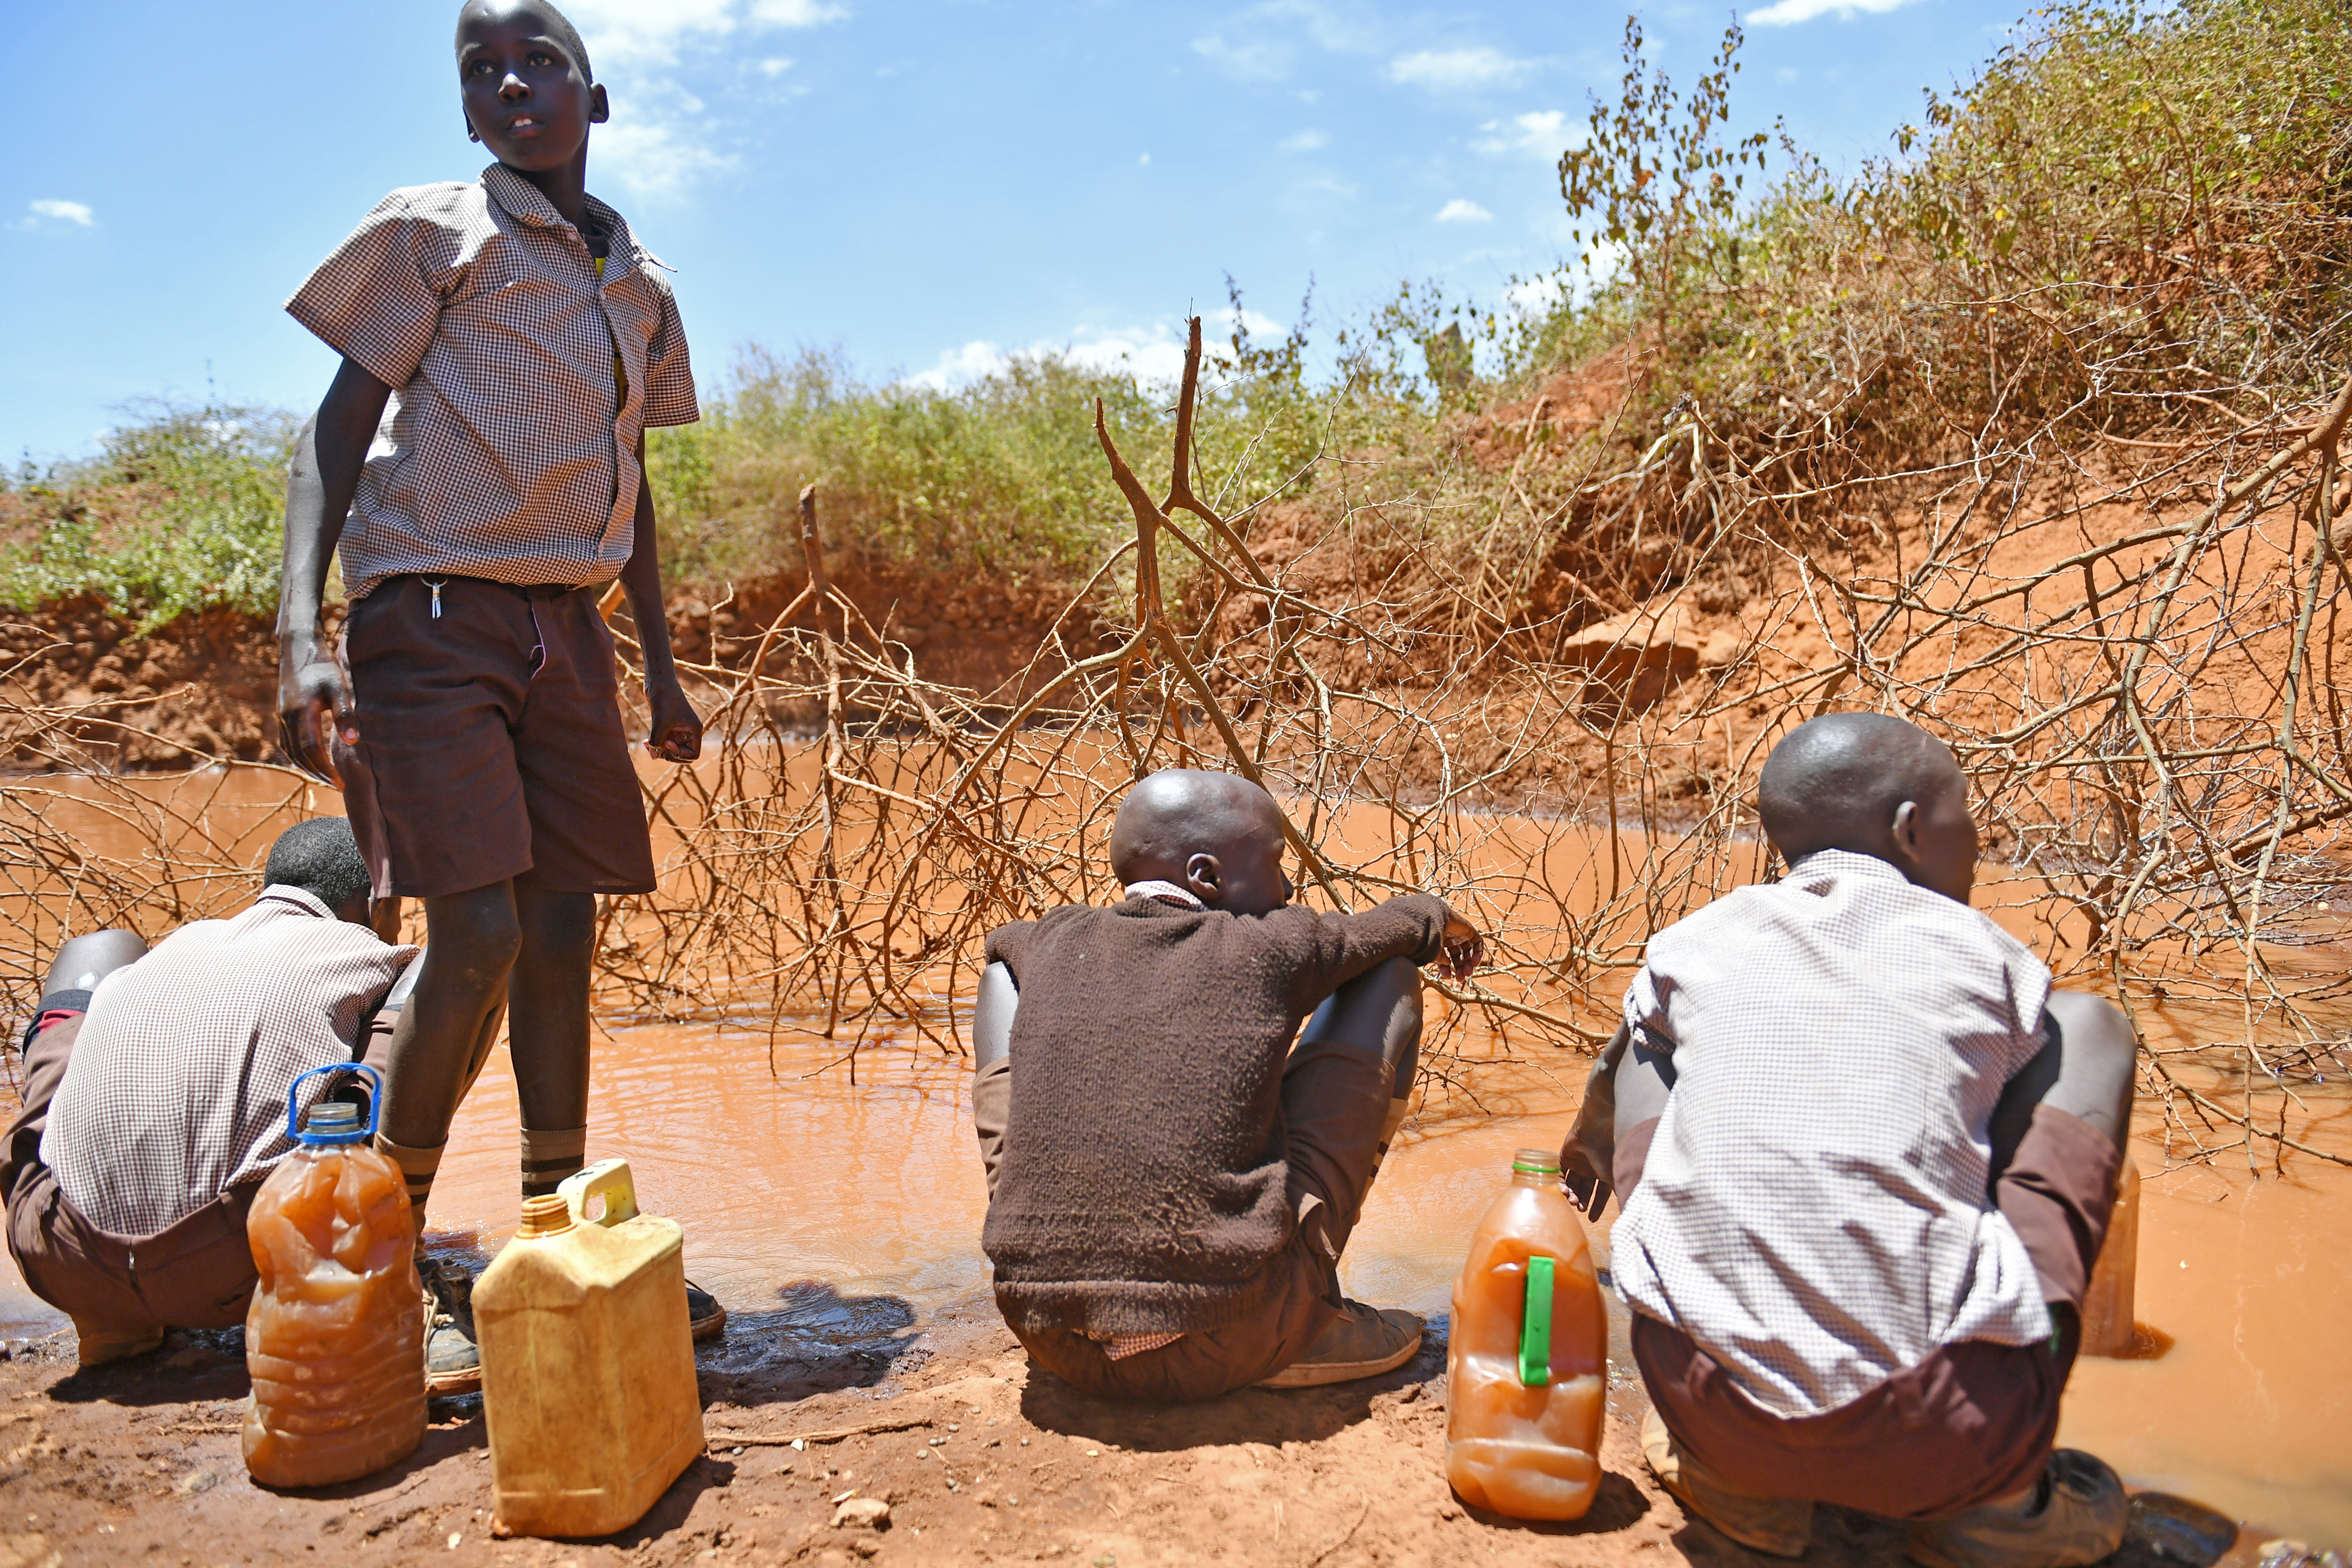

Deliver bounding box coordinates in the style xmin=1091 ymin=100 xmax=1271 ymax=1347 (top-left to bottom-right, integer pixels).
xmin=981 ymin=893 xmax=1446 ymax=1336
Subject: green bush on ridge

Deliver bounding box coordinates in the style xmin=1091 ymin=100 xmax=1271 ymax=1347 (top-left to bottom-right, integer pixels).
xmin=1 ymin=404 xmax=298 ymax=631
xmin=8 ymin=0 xmax=2342 ymax=626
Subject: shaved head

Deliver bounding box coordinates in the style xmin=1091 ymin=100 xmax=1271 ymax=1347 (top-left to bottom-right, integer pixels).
xmin=457 ymin=0 xmax=593 ymax=80
xmin=1110 ymin=770 xmax=1293 ymax=915
xmin=1757 ymin=713 xmax=1980 ymax=902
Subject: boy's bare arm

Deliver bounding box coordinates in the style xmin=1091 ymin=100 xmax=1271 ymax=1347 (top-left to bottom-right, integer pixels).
xmin=276 ymin=357 xmax=394 ymax=783
xmin=620 ymin=433 xmax=702 ymax=763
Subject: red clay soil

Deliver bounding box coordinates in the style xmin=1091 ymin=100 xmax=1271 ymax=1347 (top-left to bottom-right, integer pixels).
xmin=0 ymin=557 xmax=1115 ymax=771
xmin=0 ymin=1288 xmax=2257 ymax=1568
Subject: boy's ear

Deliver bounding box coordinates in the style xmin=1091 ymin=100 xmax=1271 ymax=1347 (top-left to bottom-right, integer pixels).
xmin=1184 ymin=851 xmax=1222 ymax=898
xmin=1889 ymin=799 xmax=1919 ymax=857
xmin=589 ymin=83 xmax=610 ymax=124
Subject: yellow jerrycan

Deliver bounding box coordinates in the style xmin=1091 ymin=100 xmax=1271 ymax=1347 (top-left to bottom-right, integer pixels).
xmin=474 ymin=1158 xmax=705 ymax=1537
xmin=2080 ymin=1156 xmax=2142 ymax=1356
xmin=1444 ymin=1148 xmax=1608 ymax=1520
xmin=242 ymin=1065 xmax=427 ymax=1488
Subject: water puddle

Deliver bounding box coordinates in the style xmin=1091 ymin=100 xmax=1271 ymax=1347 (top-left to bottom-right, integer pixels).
xmin=3 ymin=761 xmax=2348 ymax=1542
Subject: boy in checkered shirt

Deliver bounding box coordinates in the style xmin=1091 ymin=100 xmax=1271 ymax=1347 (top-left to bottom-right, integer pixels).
xmin=275 ymin=0 xmax=717 ymax=1387
xmin=1562 ymin=714 xmax=2136 ymax=1567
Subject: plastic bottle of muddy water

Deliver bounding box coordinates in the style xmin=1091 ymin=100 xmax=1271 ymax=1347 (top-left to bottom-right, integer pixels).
xmin=242 ymin=1065 xmax=428 ymax=1489
xmin=1444 ymin=1148 xmax=1607 ymax=1520
xmin=475 ymin=1159 xmax=704 ymax=1538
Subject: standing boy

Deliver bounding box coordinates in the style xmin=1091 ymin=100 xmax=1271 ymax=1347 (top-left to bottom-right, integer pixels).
xmin=1563 ymin=714 xmax=2134 ymax=1567
xmin=275 ymin=0 xmax=707 ymax=1361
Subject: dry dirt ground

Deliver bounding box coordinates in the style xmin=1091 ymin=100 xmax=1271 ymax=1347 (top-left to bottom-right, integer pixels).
xmin=0 ymin=1286 xmax=2263 ymax=1568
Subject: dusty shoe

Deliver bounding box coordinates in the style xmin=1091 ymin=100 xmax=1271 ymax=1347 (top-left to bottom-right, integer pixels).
xmin=1641 ymin=1405 xmax=1814 ymax=1558
xmin=1905 ymin=1450 xmax=2128 ymax=1568
xmin=687 ymin=1281 xmax=726 ymax=1342
xmin=1256 ymin=1299 xmax=1422 ymax=1388
xmin=72 ymin=1318 xmax=163 ymax=1369
xmin=418 ymin=1256 xmax=482 ymax=1396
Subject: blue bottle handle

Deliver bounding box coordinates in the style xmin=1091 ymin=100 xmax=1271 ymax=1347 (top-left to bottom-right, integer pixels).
xmin=286 ymin=1062 xmax=381 ymax=1145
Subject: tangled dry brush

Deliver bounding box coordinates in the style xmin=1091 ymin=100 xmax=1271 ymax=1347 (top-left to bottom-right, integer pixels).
xmin=6 ymin=300 xmax=2352 ymax=1175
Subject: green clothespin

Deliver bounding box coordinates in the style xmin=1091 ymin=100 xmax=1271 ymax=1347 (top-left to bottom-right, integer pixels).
xmin=1519 ymin=1255 xmax=1554 ymax=1387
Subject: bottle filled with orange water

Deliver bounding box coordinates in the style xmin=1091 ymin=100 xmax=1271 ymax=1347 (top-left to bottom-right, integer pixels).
xmin=242 ymin=1065 xmax=427 ymax=1488
xmin=1445 ymin=1147 xmax=1606 ymax=1520
xmin=475 ymin=1158 xmax=704 ymax=1538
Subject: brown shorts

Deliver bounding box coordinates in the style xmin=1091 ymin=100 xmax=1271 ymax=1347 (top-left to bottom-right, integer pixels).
xmin=1631 ymin=1104 xmax=2122 ymax=1519
xmin=343 ymin=574 xmax=654 ymax=901
xmin=2 ymin=1012 xmax=259 ymax=1336
xmin=997 ymin=1035 xmax=1392 ymax=1402
xmin=4 ymin=1005 xmax=402 ymax=1340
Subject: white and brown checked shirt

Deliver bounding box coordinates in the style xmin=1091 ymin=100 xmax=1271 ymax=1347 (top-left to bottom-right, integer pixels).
xmin=286 ymin=163 xmax=699 ymax=603
xmin=1608 ymin=850 xmax=2055 ymax=1418
xmin=42 ymin=888 xmax=417 ymax=1239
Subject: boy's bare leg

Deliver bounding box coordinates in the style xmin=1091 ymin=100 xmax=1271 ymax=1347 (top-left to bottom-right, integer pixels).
xmin=507 ymin=886 xmax=595 ymax=1197
xmin=1989 ymin=991 xmax=2135 ymax=1174
xmin=376 ymin=882 xmax=524 ymax=1238
xmin=1296 ymin=956 xmax=1422 ymax=1183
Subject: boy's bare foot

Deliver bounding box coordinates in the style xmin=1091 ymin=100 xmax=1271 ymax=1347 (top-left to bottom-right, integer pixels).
xmin=1255 ymin=1300 xmax=1422 ymax=1389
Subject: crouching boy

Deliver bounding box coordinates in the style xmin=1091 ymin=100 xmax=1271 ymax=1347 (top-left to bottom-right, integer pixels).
xmin=4 ymin=820 xmax=418 ymax=1366
xmin=1563 ymin=714 xmax=2136 ymax=1568
xmin=970 ymin=769 xmax=1482 ymax=1401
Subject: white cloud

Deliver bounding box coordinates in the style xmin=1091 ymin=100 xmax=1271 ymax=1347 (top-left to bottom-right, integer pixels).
xmin=595 ymin=119 xmax=740 ymax=202
xmin=906 ymin=311 xmax=1285 ymax=393
xmin=1435 ymin=199 xmax=1494 ymax=223
xmin=1191 ymin=32 xmax=1294 ymax=82
xmin=1140 ymin=152 xmax=1151 ymax=166
xmin=1191 ymin=1 xmax=1382 ymax=82
xmin=749 ymin=0 xmax=846 ymax=24
xmin=1280 ymin=129 xmax=1328 ymax=152
xmin=1747 ymin=0 xmax=1915 ymax=24
xmin=560 ymin=0 xmax=841 ymax=200
xmin=1473 ymin=109 xmax=1576 ymax=160
xmin=21 ymin=199 xmax=95 ymax=226
xmin=1385 ymin=47 xmax=1536 ymax=91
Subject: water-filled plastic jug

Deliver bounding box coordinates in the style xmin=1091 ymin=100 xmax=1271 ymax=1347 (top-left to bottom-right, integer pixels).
xmin=2080 ymin=1156 xmax=2142 ymax=1356
xmin=475 ymin=1159 xmax=704 ymax=1537
xmin=1444 ymin=1148 xmax=1607 ymax=1520
xmin=242 ymin=1064 xmax=427 ymax=1487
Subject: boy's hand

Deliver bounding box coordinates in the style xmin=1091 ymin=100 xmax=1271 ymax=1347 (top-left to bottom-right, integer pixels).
xmin=278 ymin=630 xmax=355 ymax=786
xmin=644 ymin=673 xmax=703 ymax=763
xmin=1438 ymin=908 xmax=1485 ymax=982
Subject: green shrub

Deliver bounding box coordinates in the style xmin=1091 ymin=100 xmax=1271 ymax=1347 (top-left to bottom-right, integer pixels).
xmin=1 ymin=404 xmax=296 ymax=629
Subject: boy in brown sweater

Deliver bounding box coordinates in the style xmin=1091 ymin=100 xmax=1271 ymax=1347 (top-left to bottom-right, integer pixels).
xmin=971 ymin=769 xmax=1482 ymax=1401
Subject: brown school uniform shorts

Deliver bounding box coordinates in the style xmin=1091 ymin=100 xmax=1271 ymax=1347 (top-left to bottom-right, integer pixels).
xmin=1628 ymin=1103 xmax=2123 ymax=1519
xmin=4 ymin=1007 xmax=403 ymax=1339
xmin=342 ymin=574 xmax=656 ymax=900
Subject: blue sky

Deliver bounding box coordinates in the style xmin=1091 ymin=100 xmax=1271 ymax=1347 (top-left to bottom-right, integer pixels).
xmin=2 ymin=0 xmax=2028 ymax=461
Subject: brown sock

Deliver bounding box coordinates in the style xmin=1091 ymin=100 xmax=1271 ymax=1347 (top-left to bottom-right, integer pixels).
xmin=520 ymin=1125 xmax=587 ymax=1199
xmin=374 ymin=1133 xmax=446 ymax=1247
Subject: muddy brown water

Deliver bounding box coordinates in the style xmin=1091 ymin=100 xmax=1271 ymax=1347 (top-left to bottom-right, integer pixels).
xmin=3 ymin=766 xmax=2349 ymax=1544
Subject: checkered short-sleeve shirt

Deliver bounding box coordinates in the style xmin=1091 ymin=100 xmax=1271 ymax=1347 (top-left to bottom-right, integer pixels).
xmin=42 ymin=888 xmax=419 ymax=1239
xmin=287 ymin=164 xmax=699 ymax=601
xmin=1608 ymin=850 xmax=2056 ymax=1418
